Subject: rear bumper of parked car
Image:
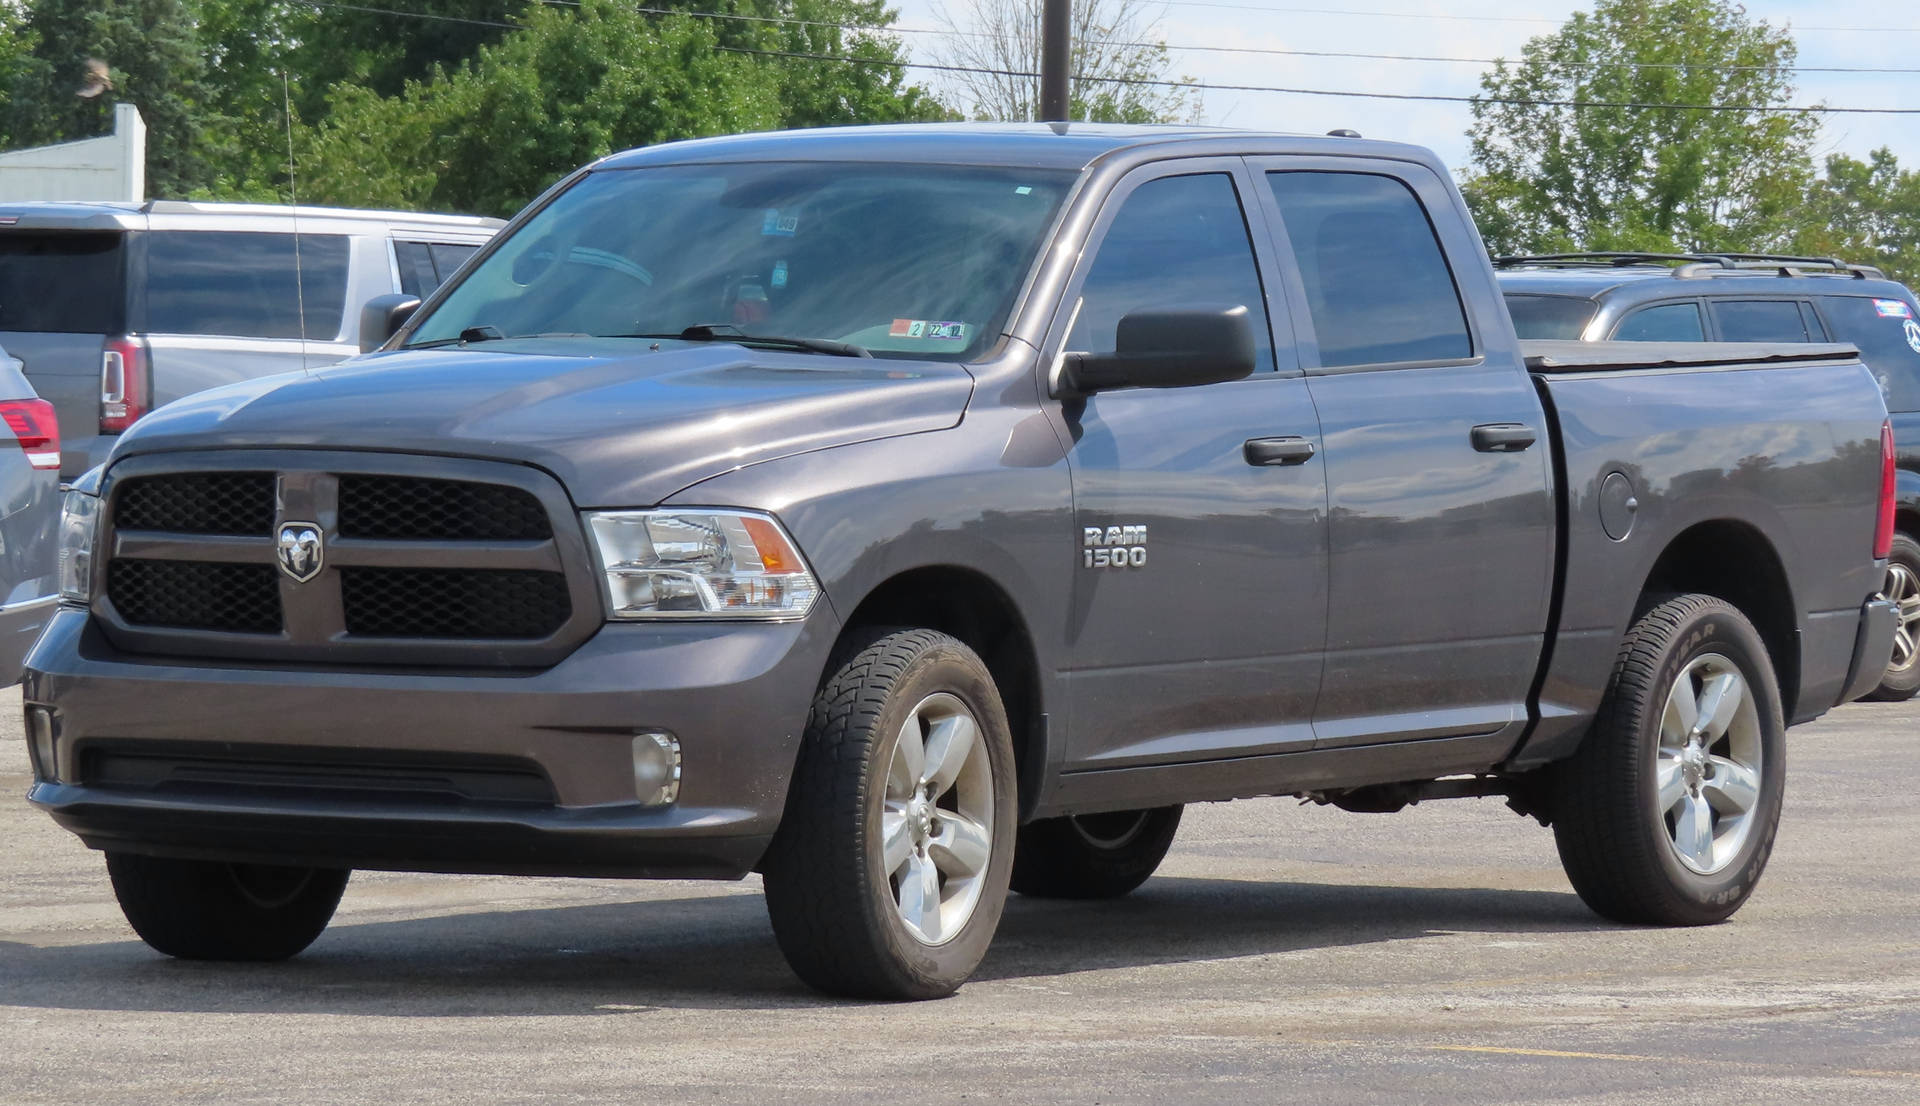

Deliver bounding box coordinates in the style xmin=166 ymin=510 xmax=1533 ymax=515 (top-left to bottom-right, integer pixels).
xmin=21 ymin=607 xmax=837 ymax=878
xmin=0 ymin=594 xmax=56 ymax=685
xmin=1841 ymin=595 xmax=1901 ymax=704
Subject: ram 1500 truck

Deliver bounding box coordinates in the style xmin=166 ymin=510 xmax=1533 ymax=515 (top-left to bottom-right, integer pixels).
xmin=22 ymin=124 xmax=1899 ymax=1000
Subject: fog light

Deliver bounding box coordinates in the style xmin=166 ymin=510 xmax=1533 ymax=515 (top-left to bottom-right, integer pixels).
xmin=632 ymin=731 xmax=681 ymax=806
xmin=25 ymin=706 xmax=56 ymax=782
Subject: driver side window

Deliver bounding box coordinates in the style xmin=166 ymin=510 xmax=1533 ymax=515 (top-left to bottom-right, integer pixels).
xmin=1067 ymin=173 xmax=1276 ymax=372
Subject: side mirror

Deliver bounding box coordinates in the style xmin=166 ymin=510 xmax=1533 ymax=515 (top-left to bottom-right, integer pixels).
xmin=1061 ymin=305 xmax=1257 ymax=395
xmin=359 ymin=293 xmax=423 ymax=353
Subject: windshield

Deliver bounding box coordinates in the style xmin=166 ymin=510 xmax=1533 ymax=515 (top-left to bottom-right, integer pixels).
xmin=1504 ymin=293 xmax=1596 ymax=340
xmin=406 ymin=162 xmax=1077 ymax=360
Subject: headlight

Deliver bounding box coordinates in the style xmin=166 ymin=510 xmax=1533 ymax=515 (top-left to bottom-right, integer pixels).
xmin=584 ymin=509 xmax=819 ymax=619
xmin=57 ymin=488 xmax=100 ymax=604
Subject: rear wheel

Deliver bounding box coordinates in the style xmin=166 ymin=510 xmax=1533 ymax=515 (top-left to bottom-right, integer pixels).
xmin=1011 ymin=806 xmax=1182 ymax=899
xmin=106 ymin=853 xmax=349 ymax=960
xmin=1551 ymin=594 xmax=1784 ymax=926
xmin=761 ymin=628 xmax=1017 ymax=1000
xmin=1865 ymin=531 xmax=1920 ymax=701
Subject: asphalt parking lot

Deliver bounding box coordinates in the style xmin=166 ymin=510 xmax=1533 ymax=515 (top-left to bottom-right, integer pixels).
xmin=1 ymin=686 xmax=1915 ymax=1105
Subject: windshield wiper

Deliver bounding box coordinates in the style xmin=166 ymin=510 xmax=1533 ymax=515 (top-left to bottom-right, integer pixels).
xmin=404 ymin=327 xmax=591 ymax=350
xmin=613 ymin=323 xmax=872 ymax=358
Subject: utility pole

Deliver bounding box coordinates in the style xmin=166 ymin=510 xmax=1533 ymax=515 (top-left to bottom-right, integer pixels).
xmin=1040 ymin=0 xmax=1070 ymax=122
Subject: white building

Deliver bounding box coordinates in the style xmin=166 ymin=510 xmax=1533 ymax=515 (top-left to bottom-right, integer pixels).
xmin=0 ymin=103 xmax=145 ymax=202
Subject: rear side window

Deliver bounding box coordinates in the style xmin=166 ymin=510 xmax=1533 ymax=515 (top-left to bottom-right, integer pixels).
xmin=1711 ymin=299 xmax=1812 ymax=343
xmin=142 ymin=232 xmax=349 ymax=340
xmin=0 ymin=232 xmax=125 ymax=333
xmin=1068 ymin=172 xmax=1275 ymax=372
xmin=1505 ymin=294 xmax=1595 ymax=339
xmin=1612 ymin=302 xmax=1705 ymax=342
xmin=1266 ymin=171 xmax=1471 ymax=368
xmin=1818 ymin=294 xmax=1920 ymax=412
xmin=395 ymin=241 xmax=481 ymax=299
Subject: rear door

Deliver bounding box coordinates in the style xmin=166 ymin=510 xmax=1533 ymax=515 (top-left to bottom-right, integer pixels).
xmin=0 ymin=229 xmax=128 ymax=463
xmin=1048 ymin=159 xmax=1330 ymax=771
xmin=1249 ymin=158 xmax=1555 ymax=749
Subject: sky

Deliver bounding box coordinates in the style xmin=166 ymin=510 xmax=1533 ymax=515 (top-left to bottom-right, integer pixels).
xmin=884 ymin=0 xmax=1920 ymax=173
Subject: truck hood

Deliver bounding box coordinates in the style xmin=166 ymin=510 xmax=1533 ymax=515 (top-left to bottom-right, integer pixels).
xmin=107 ymin=339 xmax=976 ymax=506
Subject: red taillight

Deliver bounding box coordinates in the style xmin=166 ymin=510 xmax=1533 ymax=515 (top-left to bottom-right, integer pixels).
xmin=1876 ymin=419 xmax=1896 ymax=560
xmin=100 ymin=336 xmax=149 ymax=434
xmin=0 ymin=398 xmax=59 ymax=471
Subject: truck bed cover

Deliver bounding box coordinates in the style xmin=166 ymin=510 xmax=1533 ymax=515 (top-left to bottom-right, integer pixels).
xmin=1522 ymin=339 xmax=1860 ymax=374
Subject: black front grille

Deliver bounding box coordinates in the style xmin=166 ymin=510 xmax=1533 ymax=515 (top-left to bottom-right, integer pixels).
xmin=80 ymin=742 xmax=556 ymax=806
xmin=339 ymin=476 xmax=551 ymax=541
xmin=342 ymin=567 xmax=570 ymax=638
xmin=114 ymin=472 xmax=275 ymax=534
xmin=108 ymin=560 xmax=282 ymax=634
xmin=98 ymin=457 xmax=589 ymax=665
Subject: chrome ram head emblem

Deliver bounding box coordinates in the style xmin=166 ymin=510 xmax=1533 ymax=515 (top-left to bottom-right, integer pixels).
xmin=276 ymin=521 xmax=325 ymax=583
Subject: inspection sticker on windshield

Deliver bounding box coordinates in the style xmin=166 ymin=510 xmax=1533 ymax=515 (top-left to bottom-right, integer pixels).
xmin=889 ymin=319 xmax=967 ymax=340
xmin=761 ymin=209 xmax=798 ymax=237
xmin=1875 ymin=299 xmax=1913 ymax=318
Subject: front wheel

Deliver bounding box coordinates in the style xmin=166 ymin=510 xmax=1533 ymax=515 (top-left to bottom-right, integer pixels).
xmin=761 ymin=628 xmax=1017 ymax=1000
xmin=1011 ymin=806 xmax=1183 ymax=899
xmin=1551 ymin=594 xmax=1785 ymax=926
xmin=106 ymin=853 xmax=349 ymax=960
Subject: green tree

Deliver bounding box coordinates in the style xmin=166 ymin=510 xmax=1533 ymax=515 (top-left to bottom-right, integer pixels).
xmin=4 ymin=0 xmax=214 ymax=197
xmin=296 ymin=0 xmax=784 ymax=216
xmin=1794 ymin=149 xmax=1920 ymax=286
xmin=1461 ymin=0 xmax=1816 ymax=257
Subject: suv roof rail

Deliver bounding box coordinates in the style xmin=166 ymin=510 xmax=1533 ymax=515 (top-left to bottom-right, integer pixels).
xmin=1496 ymin=250 xmax=1889 ymax=282
xmin=1672 ymin=254 xmax=1888 ymax=281
xmin=1493 ymin=252 xmax=1735 ymax=269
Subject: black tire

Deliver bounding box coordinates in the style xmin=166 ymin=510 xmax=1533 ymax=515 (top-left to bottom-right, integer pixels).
xmin=1010 ymin=806 xmax=1182 ymax=899
xmin=761 ymin=628 xmax=1018 ymax=1000
xmin=1550 ymin=594 xmax=1785 ymax=926
xmin=105 ymin=853 xmax=349 ymax=960
xmin=1864 ymin=531 xmax=1920 ymax=702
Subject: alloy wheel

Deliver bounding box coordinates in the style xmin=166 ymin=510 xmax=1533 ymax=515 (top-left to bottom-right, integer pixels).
xmin=1655 ymin=653 xmax=1764 ymax=876
xmin=881 ymin=693 xmax=995 ymax=945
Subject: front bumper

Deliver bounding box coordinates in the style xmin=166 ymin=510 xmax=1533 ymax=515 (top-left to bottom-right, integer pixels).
xmin=22 ymin=607 xmax=837 ymax=878
xmin=1840 ymin=595 xmax=1900 ymax=704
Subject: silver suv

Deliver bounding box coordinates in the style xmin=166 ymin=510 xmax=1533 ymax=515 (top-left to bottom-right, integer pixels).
xmin=0 ymin=200 xmax=502 ymax=477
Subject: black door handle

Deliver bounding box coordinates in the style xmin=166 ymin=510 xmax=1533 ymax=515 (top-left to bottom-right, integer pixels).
xmin=1471 ymin=423 xmax=1537 ymax=453
xmin=1244 ymin=436 xmax=1317 ymax=466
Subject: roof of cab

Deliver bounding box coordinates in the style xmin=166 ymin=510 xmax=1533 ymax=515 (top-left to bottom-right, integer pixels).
xmin=1496 ymin=264 xmax=1916 ymax=302
xmin=594 ymin=121 xmax=1440 ymax=173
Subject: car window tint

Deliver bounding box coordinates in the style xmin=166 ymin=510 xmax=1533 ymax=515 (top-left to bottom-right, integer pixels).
xmin=1818 ymin=294 xmax=1920 ymax=412
xmin=1265 ymin=171 xmax=1470 ymax=367
xmin=0 ymin=232 xmax=126 ymax=333
xmin=394 ymin=241 xmax=437 ymax=299
xmin=1505 ymin=294 xmax=1595 ymax=339
xmin=428 ymin=243 xmax=478 ymax=282
xmin=1068 ymin=172 xmax=1274 ymax=372
xmin=143 ymin=232 xmax=349 ymax=340
xmin=1612 ymin=302 xmax=1705 ymax=342
xmin=1711 ymin=299 xmax=1810 ymax=343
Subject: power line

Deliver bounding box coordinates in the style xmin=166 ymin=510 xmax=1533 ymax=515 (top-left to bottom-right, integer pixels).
xmin=292 ymin=2 xmax=1920 ymax=114
xmin=312 ymin=0 xmax=1920 ymax=77
xmin=1150 ymin=0 xmax=1920 ymax=32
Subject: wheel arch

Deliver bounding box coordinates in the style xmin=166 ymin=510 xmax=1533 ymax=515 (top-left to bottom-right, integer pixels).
xmin=832 ymin=565 xmax=1048 ymax=822
xmin=1637 ymin=518 xmax=1800 ymax=720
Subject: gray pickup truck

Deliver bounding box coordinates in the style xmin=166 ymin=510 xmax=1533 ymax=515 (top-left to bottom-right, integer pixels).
xmin=22 ymin=124 xmax=1898 ymax=1000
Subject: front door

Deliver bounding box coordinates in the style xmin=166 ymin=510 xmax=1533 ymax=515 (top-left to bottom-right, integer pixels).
xmin=1046 ymin=162 xmax=1330 ymax=771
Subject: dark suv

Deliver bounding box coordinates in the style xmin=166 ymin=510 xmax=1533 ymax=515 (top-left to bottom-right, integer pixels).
xmin=1498 ymin=253 xmax=1920 ymax=700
